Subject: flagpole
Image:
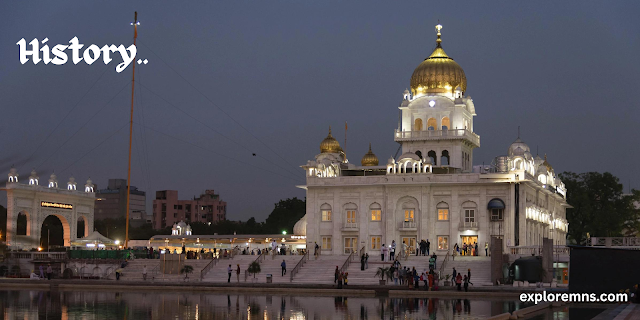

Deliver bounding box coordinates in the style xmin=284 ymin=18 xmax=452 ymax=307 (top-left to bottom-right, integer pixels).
xmin=125 ymin=11 xmax=139 ymax=249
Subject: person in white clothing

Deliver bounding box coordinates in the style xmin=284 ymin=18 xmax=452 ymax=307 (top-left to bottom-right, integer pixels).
xmin=142 ymin=265 xmax=147 ymax=280
xmin=380 ymin=244 xmax=385 ymax=261
xmin=390 ymin=240 xmax=397 ymax=260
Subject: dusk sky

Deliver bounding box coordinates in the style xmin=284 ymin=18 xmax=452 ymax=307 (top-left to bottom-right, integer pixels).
xmin=1 ymin=1 xmax=639 ymax=222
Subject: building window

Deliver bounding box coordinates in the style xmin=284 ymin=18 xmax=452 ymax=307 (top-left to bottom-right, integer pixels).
xmin=320 ymin=203 xmax=332 ymax=221
xmin=441 ymin=150 xmax=450 ymax=166
xmin=442 ymin=116 xmax=450 ymax=130
xmin=488 ymin=198 xmax=505 ymax=221
xmin=344 ymin=237 xmax=358 ymax=254
xmin=322 ymin=236 xmax=332 ymax=250
xmin=465 ymin=209 xmax=475 ymax=223
xmin=370 ymin=202 xmax=382 ymax=221
xmin=428 ymin=150 xmax=437 ymax=166
xmin=404 ymin=209 xmax=414 ymax=222
xmin=427 ymin=118 xmax=436 ymax=130
xmin=371 ymin=236 xmax=381 ymax=250
xmin=438 ymin=236 xmax=449 ymax=250
xmin=437 ymin=202 xmax=449 ymax=221
xmin=414 ymin=118 xmax=423 ymax=131
xmin=346 ymin=210 xmax=356 ymax=223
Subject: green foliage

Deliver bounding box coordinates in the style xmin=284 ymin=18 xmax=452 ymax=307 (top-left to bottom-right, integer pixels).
xmin=264 ymin=197 xmax=306 ymax=234
xmin=248 ymin=261 xmax=261 ymax=278
xmin=560 ymin=172 xmax=640 ymax=244
xmin=180 ymin=265 xmax=194 ymax=279
xmin=374 ymin=266 xmax=393 ymax=281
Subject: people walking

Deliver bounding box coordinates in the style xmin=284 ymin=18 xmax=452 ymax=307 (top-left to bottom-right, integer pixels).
xmin=337 ymin=272 xmax=343 ymax=289
xmin=452 ymin=267 xmax=457 ymax=282
xmin=485 ymin=242 xmax=489 ymax=256
xmin=227 ymin=264 xmax=232 ymax=283
xmin=390 ymin=240 xmax=396 ymax=260
xmin=463 ymin=275 xmax=469 ymax=292
xmin=456 ymin=273 xmax=462 ymax=291
xmin=334 ymin=266 xmax=339 ymax=283
xmin=467 ymin=268 xmax=473 ymax=285
xmin=46 ymin=264 xmax=53 ymax=280
xmin=314 ymin=242 xmax=319 ymax=257
xmin=475 ymin=242 xmax=479 ymax=256
xmin=236 ymin=264 xmax=241 ymax=282
xmin=142 ymin=265 xmax=147 ymax=280
xmin=365 ymin=253 xmax=369 ymax=269
xmin=281 ymin=260 xmax=287 ymax=276
xmin=39 ymin=265 xmax=44 ymax=279
xmin=360 ymin=254 xmax=365 ymax=270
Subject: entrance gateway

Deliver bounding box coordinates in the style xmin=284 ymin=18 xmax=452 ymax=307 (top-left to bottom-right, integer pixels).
xmin=3 ymin=168 xmax=95 ymax=249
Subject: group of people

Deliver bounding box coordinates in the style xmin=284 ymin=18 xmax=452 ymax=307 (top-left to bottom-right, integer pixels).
xmin=452 ymin=267 xmax=473 ymax=291
xmin=452 ymin=242 xmax=489 ymax=258
xmin=334 ymin=266 xmax=349 ymax=288
xmin=30 ymin=264 xmax=54 ymax=280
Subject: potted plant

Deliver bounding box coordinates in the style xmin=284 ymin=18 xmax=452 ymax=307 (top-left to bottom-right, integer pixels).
xmin=180 ymin=265 xmax=194 ymax=280
xmin=444 ymin=274 xmax=451 ymax=286
xmin=248 ymin=261 xmax=261 ymax=282
xmin=375 ymin=266 xmax=393 ymax=285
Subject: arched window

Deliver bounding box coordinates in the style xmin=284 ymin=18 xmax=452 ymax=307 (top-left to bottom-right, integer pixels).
xmin=442 ymin=117 xmax=450 ymax=130
xmin=415 ymin=150 xmax=422 ymax=159
xmin=402 ymin=202 xmax=415 ymax=222
xmin=427 ymin=118 xmax=437 ymax=130
xmin=344 ymin=203 xmax=358 ymax=225
xmin=441 ymin=150 xmax=450 ymax=166
xmin=462 ymin=201 xmax=477 ymax=228
xmin=320 ymin=203 xmax=332 ymax=221
xmin=370 ymin=202 xmax=382 ymax=221
xmin=436 ymin=202 xmax=449 ymax=221
xmin=428 ymin=150 xmax=437 ymax=166
xmin=414 ymin=118 xmax=423 ymax=131
xmin=488 ymin=199 xmax=505 ymax=221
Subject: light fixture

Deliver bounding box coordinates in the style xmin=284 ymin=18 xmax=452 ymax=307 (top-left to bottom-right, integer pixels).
xmin=429 ymin=100 xmax=436 ymax=107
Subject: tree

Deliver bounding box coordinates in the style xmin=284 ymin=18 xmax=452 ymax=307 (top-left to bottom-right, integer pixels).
xmin=264 ymin=198 xmax=306 ymax=234
xmin=180 ymin=265 xmax=194 ymax=280
xmin=560 ymin=172 xmax=640 ymax=244
xmin=248 ymin=261 xmax=261 ymax=279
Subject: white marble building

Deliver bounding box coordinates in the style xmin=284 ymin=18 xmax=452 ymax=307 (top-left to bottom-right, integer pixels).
xmin=297 ymin=24 xmax=569 ymax=256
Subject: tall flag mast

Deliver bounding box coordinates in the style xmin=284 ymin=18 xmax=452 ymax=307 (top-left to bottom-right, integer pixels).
xmin=125 ymin=11 xmax=139 ymax=248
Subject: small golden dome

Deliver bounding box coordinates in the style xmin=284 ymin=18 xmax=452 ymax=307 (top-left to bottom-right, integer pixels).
xmin=542 ymin=154 xmax=553 ymax=171
xmin=320 ymin=127 xmax=341 ymax=153
xmin=410 ymin=23 xmax=467 ymax=96
xmin=361 ymin=143 xmax=379 ymax=166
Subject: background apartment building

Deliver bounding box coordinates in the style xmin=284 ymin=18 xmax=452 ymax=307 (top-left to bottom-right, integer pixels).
xmin=152 ymin=189 xmax=226 ymax=229
xmin=94 ymin=179 xmax=148 ymax=226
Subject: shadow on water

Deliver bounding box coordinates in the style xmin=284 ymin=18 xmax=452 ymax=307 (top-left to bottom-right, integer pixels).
xmin=0 ymin=289 xmax=607 ymax=320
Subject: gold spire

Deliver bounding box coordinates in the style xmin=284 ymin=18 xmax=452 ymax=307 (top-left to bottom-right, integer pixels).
xmin=542 ymin=154 xmax=553 ymax=171
xmin=320 ymin=126 xmax=341 ymax=153
xmin=410 ymin=22 xmax=467 ymax=96
xmin=361 ymin=143 xmax=379 ymax=166
xmin=435 ymin=21 xmax=443 ymax=46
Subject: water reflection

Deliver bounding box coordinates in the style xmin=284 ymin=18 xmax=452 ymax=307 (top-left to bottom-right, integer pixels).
xmin=0 ymin=289 xmax=562 ymax=320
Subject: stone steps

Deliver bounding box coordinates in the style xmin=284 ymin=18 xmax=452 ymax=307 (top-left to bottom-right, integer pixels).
xmin=291 ymin=255 xmax=346 ymax=284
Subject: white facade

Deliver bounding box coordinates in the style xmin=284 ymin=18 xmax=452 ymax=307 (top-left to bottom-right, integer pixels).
xmin=296 ymin=25 xmax=569 ymax=255
xmin=4 ymin=168 xmax=95 ymax=249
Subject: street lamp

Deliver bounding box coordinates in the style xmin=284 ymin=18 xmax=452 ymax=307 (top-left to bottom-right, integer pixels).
xmin=282 ymin=231 xmax=287 ymax=235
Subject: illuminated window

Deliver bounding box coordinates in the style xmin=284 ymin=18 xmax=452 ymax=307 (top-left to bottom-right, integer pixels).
xmin=404 ymin=209 xmax=414 ymax=222
xmin=438 ymin=236 xmax=449 ymax=250
xmin=437 ymin=202 xmax=449 ymax=221
xmin=414 ymin=118 xmax=423 ymax=131
xmin=322 ymin=236 xmax=332 ymax=250
xmin=321 ymin=203 xmax=332 ymax=221
xmin=371 ymin=236 xmax=381 ymax=250
xmin=346 ymin=210 xmax=356 ymax=223
xmin=344 ymin=237 xmax=358 ymax=254
xmin=442 ymin=117 xmax=450 ymax=130
xmin=427 ymin=118 xmax=437 ymax=130
xmin=370 ymin=203 xmax=382 ymax=221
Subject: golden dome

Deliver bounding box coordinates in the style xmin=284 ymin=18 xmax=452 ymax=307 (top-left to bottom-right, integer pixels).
xmin=361 ymin=143 xmax=379 ymax=166
xmin=410 ymin=23 xmax=467 ymax=96
xmin=320 ymin=127 xmax=341 ymax=153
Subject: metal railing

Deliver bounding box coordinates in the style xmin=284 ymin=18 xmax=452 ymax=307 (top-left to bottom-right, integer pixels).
xmin=289 ymin=251 xmax=309 ymax=282
xmin=200 ymin=257 xmax=218 ymax=281
xmin=459 ymin=221 xmax=478 ymax=229
xmin=438 ymin=250 xmax=450 ymax=277
xmin=340 ymin=251 xmax=355 ymax=274
xmin=590 ymin=237 xmax=640 ymax=247
xmin=7 ymin=252 xmax=67 ymax=260
xmin=342 ymin=222 xmax=359 ymax=230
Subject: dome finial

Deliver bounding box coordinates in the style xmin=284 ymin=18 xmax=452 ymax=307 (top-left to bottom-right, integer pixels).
xmin=435 ymin=21 xmax=443 ymax=46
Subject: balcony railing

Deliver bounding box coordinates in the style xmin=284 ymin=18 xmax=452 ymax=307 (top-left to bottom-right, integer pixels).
xmin=400 ymin=221 xmax=417 ymax=230
xmin=508 ymin=245 xmax=569 ymax=256
xmin=342 ymin=222 xmax=359 ymax=231
xmin=459 ymin=221 xmax=478 ymax=230
xmin=394 ymin=129 xmax=480 ymax=147
xmin=589 ymin=237 xmax=640 ymax=247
